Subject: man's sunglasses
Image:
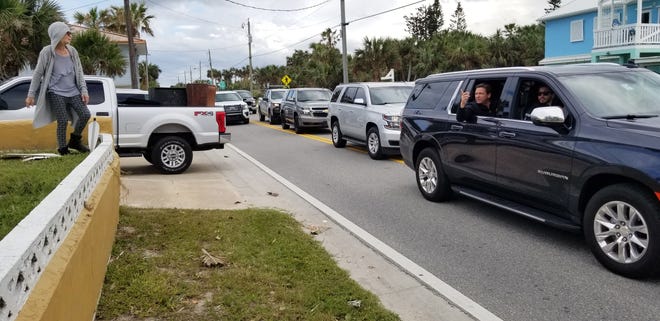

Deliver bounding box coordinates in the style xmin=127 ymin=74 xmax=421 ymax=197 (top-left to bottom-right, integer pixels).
xmin=538 ymin=91 xmax=552 ymax=96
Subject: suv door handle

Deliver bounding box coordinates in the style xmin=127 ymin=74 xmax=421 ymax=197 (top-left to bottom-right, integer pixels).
xmin=499 ymin=131 xmax=516 ymax=138
xmin=450 ymin=124 xmax=463 ymax=131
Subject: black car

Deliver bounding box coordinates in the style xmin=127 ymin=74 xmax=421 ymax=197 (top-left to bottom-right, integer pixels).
xmin=400 ymin=63 xmax=660 ymax=278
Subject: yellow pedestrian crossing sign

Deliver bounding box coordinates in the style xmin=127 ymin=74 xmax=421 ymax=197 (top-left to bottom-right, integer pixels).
xmin=281 ymin=75 xmax=291 ymax=87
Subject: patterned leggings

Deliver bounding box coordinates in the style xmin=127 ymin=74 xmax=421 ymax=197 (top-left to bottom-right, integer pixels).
xmin=46 ymin=92 xmax=91 ymax=148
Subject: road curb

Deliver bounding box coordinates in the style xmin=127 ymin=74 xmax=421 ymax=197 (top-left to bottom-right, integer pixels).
xmin=227 ymin=143 xmax=503 ymax=321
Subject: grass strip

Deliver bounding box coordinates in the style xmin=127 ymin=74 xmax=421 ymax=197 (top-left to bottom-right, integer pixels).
xmin=0 ymin=152 xmax=87 ymax=240
xmin=97 ymin=207 xmax=400 ymax=321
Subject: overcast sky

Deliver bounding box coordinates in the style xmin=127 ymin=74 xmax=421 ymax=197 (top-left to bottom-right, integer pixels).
xmin=58 ymin=0 xmax=548 ymax=86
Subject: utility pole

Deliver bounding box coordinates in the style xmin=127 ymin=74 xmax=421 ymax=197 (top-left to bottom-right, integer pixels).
xmin=247 ymin=18 xmax=254 ymax=92
xmin=340 ymin=0 xmax=348 ymax=83
xmin=189 ymin=66 xmax=193 ymax=84
xmin=124 ymin=0 xmax=138 ymax=88
xmin=143 ymin=50 xmax=149 ymax=89
xmin=199 ymin=61 xmax=202 ymax=81
xmin=208 ymin=50 xmax=215 ymax=86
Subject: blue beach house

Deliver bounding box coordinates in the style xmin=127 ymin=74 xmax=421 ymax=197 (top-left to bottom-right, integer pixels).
xmin=539 ymin=0 xmax=660 ymax=72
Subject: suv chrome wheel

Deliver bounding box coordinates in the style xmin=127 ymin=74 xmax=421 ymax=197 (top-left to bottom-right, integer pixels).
xmin=367 ymin=127 xmax=385 ymax=159
xmin=331 ymin=121 xmax=346 ymax=148
xmin=415 ymin=148 xmax=451 ymax=202
xmin=584 ymin=183 xmax=660 ymax=278
xmin=418 ymin=157 xmax=437 ymax=194
xmin=593 ymin=200 xmax=648 ymax=264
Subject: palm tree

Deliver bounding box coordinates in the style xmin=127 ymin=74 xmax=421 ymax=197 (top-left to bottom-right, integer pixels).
xmin=73 ymin=6 xmax=110 ymax=29
xmin=0 ymin=0 xmax=63 ymax=81
xmin=138 ymin=60 xmax=161 ymax=89
xmin=72 ymin=29 xmax=126 ymax=77
xmin=105 ymin=2 xmax=154 ymax=38
xmin=0 ymin=0 xmax=30 ymax=81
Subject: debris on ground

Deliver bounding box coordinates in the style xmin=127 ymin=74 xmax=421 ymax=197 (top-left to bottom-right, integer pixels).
xmin=201 ymin=248 xmax=226 ymax=268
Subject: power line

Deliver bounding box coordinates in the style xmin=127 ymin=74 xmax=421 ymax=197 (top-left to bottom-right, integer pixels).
xmin=250 ymin=0 xmax=425 ymax=60
xmin=224 ymin=0 xmax=331 ymax=12
xmin=150 ymin=43 xmax=248 ymax=53
xmin=62 ymin=0 xmax=110 ymax=12
xmin=144 ymin=0 xmax=242 ymax=30
xmin=348 ymin=0 xmax=426 ymax=25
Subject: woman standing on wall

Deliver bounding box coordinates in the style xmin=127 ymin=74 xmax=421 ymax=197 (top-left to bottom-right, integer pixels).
xmin=25 ymin=21 xmax=90 ymax=155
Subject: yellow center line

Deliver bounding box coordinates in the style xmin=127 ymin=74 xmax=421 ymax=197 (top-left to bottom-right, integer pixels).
xmin=251 ymin=121 xmax=404 ymax=164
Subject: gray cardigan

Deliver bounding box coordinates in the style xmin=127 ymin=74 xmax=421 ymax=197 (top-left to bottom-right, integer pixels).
xmin=27 ymin=45 xmax=88 ymax=129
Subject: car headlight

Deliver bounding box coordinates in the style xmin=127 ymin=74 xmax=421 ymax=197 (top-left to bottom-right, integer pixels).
xmin=272 ymin=103 xmax=280 ymax=108
xmin=383 ymin=114 xmax=402 ymax=130
xmin=301 ymin=108 xmax=312 ymax=115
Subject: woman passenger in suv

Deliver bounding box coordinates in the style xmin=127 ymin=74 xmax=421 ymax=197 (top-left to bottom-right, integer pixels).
xmin=457 ymin=83 xmax=496 ymax=123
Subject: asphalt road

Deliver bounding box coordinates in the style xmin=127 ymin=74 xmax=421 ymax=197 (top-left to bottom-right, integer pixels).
xmin=226 ymin=114 xmax=660 ymax=321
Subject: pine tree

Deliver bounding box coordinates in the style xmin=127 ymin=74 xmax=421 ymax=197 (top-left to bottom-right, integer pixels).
xmin=545 ymin=0 xmax=561 ymax=14
xmin=404 ymin=0 xmax=444 ymax=40
xmin=449 ymin=1 xmax=467 ymax=32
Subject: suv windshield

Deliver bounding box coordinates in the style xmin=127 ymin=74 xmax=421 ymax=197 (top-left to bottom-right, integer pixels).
xmin=215 ymin=92 xmax=242 ymax=102
xmin=559 ymin=70 xmax=660 ymax=118
xmin=270 ymin=90 xmax=286 ymax=100
xmin=298 ymin=90 xmax=330 ymax=102
xmin=369 ymin=86 xmax=413 ymax=105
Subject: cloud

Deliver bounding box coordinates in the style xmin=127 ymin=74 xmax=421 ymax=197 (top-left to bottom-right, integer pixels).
xmin=61 ymin=0 xmax=544 ymax=86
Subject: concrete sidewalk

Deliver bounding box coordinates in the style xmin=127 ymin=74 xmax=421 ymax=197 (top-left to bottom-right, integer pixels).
xmin=119 ymin=145 xmax=478 ymax=321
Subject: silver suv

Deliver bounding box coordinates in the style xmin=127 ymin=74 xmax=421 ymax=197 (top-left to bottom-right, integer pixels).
xmin=258 ymin=88 xmax=288 ymax=124
xmin=327 ymin=82 xmax=413 ymax=159
xmin=280 ymin=88 xmax=332 ymax=133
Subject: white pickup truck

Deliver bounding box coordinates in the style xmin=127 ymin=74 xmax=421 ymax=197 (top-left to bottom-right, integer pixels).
xmin=0 ymin=76 xmax=231 ymax=174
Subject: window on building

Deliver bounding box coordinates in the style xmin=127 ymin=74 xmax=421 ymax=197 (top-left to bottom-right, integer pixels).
xmin=571 ymin=19 xmax=584 ymax=42
xmin=642 ymin=11 xmax=650 ymax=24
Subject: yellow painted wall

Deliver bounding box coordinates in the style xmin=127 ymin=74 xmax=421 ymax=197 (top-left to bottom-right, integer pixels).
xmin=0 ymin=117 xmax=113 ymax=150
xmin=15 ymin=155 xmax=121 ymax=321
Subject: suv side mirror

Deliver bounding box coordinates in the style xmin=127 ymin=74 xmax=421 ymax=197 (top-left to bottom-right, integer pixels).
xmin=531 ymin=106 xmax=569 ymax=134
xmin=354 ymin=98 xmax=366 ymax=105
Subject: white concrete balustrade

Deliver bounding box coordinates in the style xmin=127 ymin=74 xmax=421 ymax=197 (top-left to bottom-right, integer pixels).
xmin=0 ymin=134 xmax=114 ymax=321
xmin=594 ymin=23 xmax=660 ymax=49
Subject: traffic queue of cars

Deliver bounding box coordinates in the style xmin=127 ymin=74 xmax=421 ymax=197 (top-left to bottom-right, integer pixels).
xmin=254 ymin=63 xmax=660 ymax=279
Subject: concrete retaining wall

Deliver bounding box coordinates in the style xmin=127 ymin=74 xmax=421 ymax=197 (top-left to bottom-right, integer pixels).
xmin=0 ymin=133 xmax=120 ymax=321
xmin=0 ymin=118 xmax=113 ymax=150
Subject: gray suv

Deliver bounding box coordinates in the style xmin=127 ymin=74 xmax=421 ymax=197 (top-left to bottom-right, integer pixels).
xmin=258 ymin=88 xmax=288 ymax=124
xmin=280 ymin=88 xmax=332 ymax=133
xmin=327 ymin=82 xmax=413 ymax=159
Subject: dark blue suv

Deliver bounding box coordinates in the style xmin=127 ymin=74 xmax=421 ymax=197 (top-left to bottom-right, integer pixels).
xmin=400 ymin=63 xmax=660 ymax=278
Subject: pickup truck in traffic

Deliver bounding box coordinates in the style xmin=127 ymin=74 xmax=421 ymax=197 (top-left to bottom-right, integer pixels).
xmin=0 ymin=76 xmax=230 ymax=174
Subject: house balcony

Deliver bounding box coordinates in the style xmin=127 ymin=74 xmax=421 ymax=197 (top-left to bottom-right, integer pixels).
xmin=594 ymin=23 xmax=660 ymax=49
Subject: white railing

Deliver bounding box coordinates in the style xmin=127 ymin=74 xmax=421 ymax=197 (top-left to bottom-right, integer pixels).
xmin=0 ymin=134 xmax=114 ymax=321
xmin=594 ymin=23 xmax=660 ymax=49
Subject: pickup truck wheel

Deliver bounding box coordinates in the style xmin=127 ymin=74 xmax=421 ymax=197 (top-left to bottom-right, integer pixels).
xmin=331 ymin=120 xmax=346 ymax=148
xmin=294 ymin=115 xmax=303 ymax=134
xmin=415 ymin=148 xmax=451 ymax=202
xmin=142 ymin=150 xmax=154 ymax=164
xmin=151 ymin=136 xmax=192 ymax=174
xmin=258 ymin=108 xmax=265 ymax=121
xmin=367 ymin=127 xmax=386 ymax=160
xmin=584 ymin=183 xmax=660 ymax=278
xmin=281 ymin=113 xmax=289 ymax=129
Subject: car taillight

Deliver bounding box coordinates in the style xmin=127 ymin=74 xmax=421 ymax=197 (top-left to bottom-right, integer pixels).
xmin=216 ymin=111 xmax=226 ymax=133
